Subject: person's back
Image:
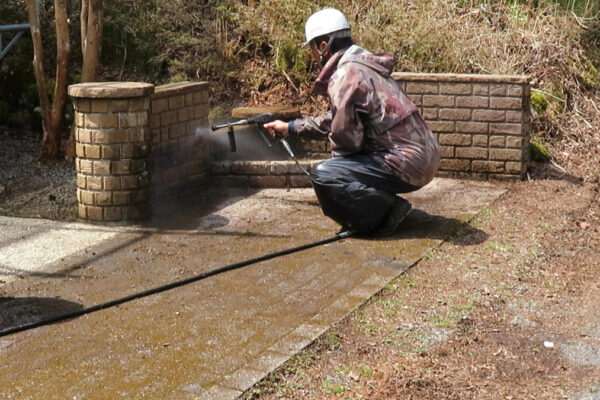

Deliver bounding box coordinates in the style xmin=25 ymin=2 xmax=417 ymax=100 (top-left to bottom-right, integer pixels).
xmin=328 ymin=45 xmax=440 ymax=187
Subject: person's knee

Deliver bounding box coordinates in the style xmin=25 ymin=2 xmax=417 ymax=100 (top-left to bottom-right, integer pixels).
xmin=311 ymin=161 xmax=332 ymax=182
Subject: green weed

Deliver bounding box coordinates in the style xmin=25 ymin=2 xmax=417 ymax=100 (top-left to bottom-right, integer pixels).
xmin=404 ymin=279 xmax=418 ymax=288
xmin=321 ymin=377 xmax=350 ymax=396
xmin=485 ymin=241 xmax=513 ymax=252
xmin=359 ymin=364 xmax=374 ymax=377
xmin=433 ymin=317 xmax=456 ymax=328
xmin=324 ymin=332 xmax=343 ymax=350
xmin=375 ymin=299 xmax=404 ymax=308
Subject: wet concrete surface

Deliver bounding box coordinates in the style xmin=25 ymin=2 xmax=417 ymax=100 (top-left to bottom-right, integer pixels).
xmin=0 ymin=178 xmax=506 ymax=399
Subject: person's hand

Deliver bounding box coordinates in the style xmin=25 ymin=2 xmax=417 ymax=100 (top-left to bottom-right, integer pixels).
xmin=263 ymin=120 xmax=289 ymax=138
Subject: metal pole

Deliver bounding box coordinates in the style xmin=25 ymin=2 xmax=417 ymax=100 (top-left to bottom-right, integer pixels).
xmin=0 ymin=24 xmax=30 ymax=33
xmin=0 ymin=30 xmax=25 ymax=61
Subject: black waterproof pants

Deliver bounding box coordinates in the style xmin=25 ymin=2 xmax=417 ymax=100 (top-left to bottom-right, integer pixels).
xmin=311 ymin=154 xmax=420 ymax=232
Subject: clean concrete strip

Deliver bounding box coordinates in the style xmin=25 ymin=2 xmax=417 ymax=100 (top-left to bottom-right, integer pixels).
xmin=0 ymin=216 xmax=121 ymax=285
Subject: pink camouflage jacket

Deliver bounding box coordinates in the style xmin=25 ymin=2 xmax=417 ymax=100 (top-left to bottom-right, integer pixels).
xmin=291 ymin=45 xmax=440 ymax=187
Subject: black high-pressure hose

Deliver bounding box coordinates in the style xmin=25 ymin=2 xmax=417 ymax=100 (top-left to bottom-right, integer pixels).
xmin=0 ymin=230 xmax=354 ymax=338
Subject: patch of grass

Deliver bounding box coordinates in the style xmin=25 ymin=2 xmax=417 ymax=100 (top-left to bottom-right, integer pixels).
xmin=283 ymin=349 xmax=319 ymax=374
xmin=381 ymin=309 xmax=400 ymax=319
xmin=335 ymin=365 xmax=351 ymax=375
xmin=323 ymin=332 xmax=343 ymax=351
xmin=543 ymin=280 xmax=563 ymax=292
xmin=508 ymin=0 xmax=529 ymax=21
xmin=548 ymin=0 xmax=599 ymax=16
xmin=404 ymin=279 xmax=419 ymax=288
xmin=375 ymin=299 xmax=404 ymax=308
xmin=530 ymin=139 xmax=551 ymax=162
xmin=471 ymin=207 xmax=497 ymax=228
xmin=321 ymin=377 xmax=350 ymax=396
xmin=531 ymin=90 xmax=550 ymax=114
xmin=274 ymin=381 xmax=303 ymax=397
xmin=433 ymin=317 xmax=456 ymax=328
xmin=484 ymin=241 xmax=513 ymax=252
xmin=498 ymin=282 xmax=522 ymax=298
xmin=359 ymin=364 xmax=374 ymax=377
xmin=360 ymin=324 xmax=380 ymax=335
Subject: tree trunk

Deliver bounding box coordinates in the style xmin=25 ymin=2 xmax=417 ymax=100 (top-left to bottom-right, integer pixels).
xmin=65 ymin=0 xmax=104 ymax=159
xmin=25 ymin=0 xmax=50 ymax=134
xmin=48 ymin=0 xmax=70 ymax=155
xmin=81 ymin=0 xmax=103 ymax=81
xmin=25 ymin=0 xmax=71 ymax=156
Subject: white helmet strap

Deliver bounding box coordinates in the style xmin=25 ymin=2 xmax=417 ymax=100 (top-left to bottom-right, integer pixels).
xmin=314 ymin=29 xmax=351 ymax=58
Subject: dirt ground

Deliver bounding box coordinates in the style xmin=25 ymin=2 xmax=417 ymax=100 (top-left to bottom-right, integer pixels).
xmin=1 ymin=127 xmax=599 ymax=399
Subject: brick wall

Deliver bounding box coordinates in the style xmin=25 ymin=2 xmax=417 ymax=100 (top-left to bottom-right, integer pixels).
xmin=70 ymin=82 xmax=155 ymax=222
xmin=224 ymin=73 xmax=531 ymax=186
xmin=393 ymin=73 xmax=530 ymax=180
xmin=149 ymin=82 xmax=211 ymax=201
xmin=70 ymin=81 xmax=212 ymax=223
xmin=70 ymin=74 xmax=529 ymax=222
xmin=211 ymin=160 xmax=318 ymax=188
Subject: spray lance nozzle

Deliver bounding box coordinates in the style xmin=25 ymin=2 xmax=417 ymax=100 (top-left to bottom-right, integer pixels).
xmin=211 ymin=113 xmax=277 ymax=152
xmin=210 ymin=112 xmax=309 ymax=176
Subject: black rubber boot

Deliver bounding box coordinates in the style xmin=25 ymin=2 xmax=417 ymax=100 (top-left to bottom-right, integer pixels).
xmin=371 ymin=197 xmax=412 ymax=237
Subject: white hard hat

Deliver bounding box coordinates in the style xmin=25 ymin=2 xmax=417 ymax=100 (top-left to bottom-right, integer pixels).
xmin=302 ymin=8 xmax=351 ymax=48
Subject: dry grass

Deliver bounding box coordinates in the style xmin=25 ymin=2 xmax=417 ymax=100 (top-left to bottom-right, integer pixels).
xmin=226 ymin=0 xmax=599 ymax=181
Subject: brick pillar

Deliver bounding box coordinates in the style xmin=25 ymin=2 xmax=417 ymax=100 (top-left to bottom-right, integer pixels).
xmin=68 ymin=82 xmax=155 ymax=223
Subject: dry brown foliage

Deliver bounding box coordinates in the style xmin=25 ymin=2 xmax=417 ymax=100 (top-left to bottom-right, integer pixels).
xmin=229 ymin=0 xmax=599 ymax=181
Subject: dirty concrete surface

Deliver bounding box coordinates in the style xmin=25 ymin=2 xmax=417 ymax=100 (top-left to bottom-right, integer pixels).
xmin=0 ymin=178 xmax=505 ymax=399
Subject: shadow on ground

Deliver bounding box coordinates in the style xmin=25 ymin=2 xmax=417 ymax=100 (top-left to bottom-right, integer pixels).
xmin=353 ymin=208 xmax=488 ymax=245
xmin=0 ymin=297 xmax=83 ymax=332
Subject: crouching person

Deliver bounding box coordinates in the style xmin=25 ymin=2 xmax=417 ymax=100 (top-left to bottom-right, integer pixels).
xmin=264 ymin=8 xmax=440 ymax=236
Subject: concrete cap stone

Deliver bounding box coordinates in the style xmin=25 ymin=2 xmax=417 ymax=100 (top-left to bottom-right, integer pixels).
xmin=153 ymin=81 xmax=209 ymax=94
xmin=392 ymin=72 xmax=530 ymax=84
xmin=68 ymin=82 xmax=155 ymax=99
xmin=232 ymin=106 xmax=301 ymax=120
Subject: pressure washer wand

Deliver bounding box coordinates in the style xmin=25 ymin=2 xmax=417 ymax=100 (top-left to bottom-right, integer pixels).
xmin=211 ymin=112 xmax=310 ymax=176
xmin=211 ymin=113 xmax=277 ymax=153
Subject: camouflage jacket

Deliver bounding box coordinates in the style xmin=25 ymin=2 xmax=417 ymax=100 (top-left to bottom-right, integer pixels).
xmin=291 ymin=45 xmax=440 ymax=187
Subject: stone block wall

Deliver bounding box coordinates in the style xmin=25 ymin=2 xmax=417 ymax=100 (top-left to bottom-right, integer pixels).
xmin=246 ymin=73 xmax=531 ymax=185
xmin=210 ymin=160 xmax=319 ymax=188
xmin=149 ymin=82 xmax=211 ymax=201
xmin=69 ymin=81 xmax=211 ymax=223
xmin=70 ymin=82 xmax=154 ymax=223
xmin=393 ymin=73 xmax=530 ymax=180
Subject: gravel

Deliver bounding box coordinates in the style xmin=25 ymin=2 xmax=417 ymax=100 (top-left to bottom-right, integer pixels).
xmin=0 ymin=127 xmax=77 ymax=221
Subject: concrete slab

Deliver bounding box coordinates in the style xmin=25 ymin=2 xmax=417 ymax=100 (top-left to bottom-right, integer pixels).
xmin=0 ymin=178 xmax=506 ymax=399
xmin=0 ymin=217 xmax=123 ymax=286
